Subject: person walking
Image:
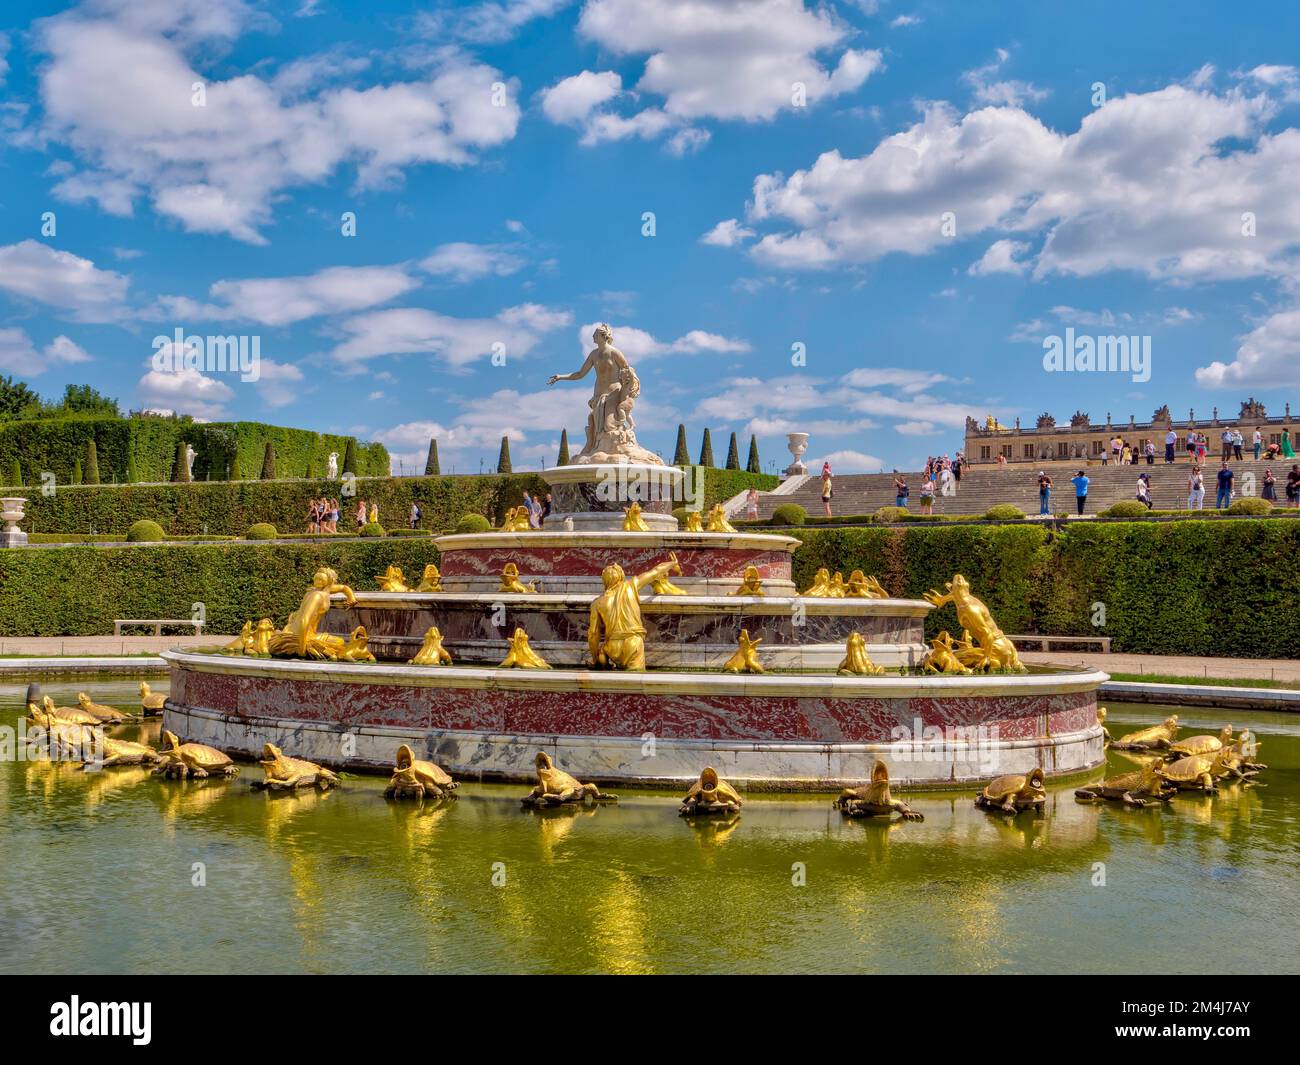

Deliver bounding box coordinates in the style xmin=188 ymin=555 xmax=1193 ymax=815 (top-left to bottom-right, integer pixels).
xmin=1137 ymin=472 xmax=1152 ymax=509
xmin=820 ymin=462 xmax=833 ymax=518
xmin=919 ymin=477 xmax=935 ymax=515
xmin=1186 ymin=431 xmax=1198 ymax=463
xmin=1164 ymin=427 xmax=1177 ymax=463
xmin=1215 ymin=460 xmax=1234 ymax=509
xmin=745 ymin=488 xmax=760 ymax=521
xmin=1071 ymin=469 xmax=1089 ymax=515
xmin=1144 ymin=439 xmax=1155 ymax=465
xmin=1232 ymin=429 xmax=1244 ymax=461
xmin=1253 ymin=427 xmax=1263 ymax=460
xmin=369 ymin=501 xmax=379 ymax=525
xmin=1287 ymin=464 xmax=1300 ymax=507
xmin=355 ymin=498 xmax=367 ymax=527
xmin=1283 ymin=428 xmax=1295 ymax=459
xmin=1037 ymin=470 xmax=1053 ymax=515
xmin=1262 ymin=468 xmax=1277 ymax=502
xmin=893 ymin=473 xmax=909 ymax=509
xmin=408 ymin=501 xmax=421 ymax=530
xmin=327 ymin=497 xmax=339 ymax=534
xmin=1220 ymin=427 xmax=1234 ymax=462
xmin=1187 ymin=466 xmax=1205 ymax=510
xmin=541 ymin=493 xmax=553 ymax=524
xmin=940 ymin=462 xmax=956 ymax=497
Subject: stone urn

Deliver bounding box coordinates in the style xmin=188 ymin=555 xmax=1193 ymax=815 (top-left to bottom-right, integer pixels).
xmin=0 ymin=496 xmax=29 ymax=547
xmin=785 ymin=433 xmax=809 ymax=477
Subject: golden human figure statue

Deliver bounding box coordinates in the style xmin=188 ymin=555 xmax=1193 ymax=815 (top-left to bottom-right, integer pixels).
xmin=705 ymin=504 xmax=735 ymax=532
xmin=827 ymin=571 xmax=847 ymax=598
xmin=500 ymin=628 xmax=551 ymax=669
xmin=251 ymin=618 xmax=275 ymax=655
xmin=846 ymin=570 xmax=888 ymax=598
xmin=499 ymin=563 xmax=535 ymax=594
xmin=837 ymin=632 xmax=885 ymax=675
xmin=922 ymin=574 xmax=1024 ymax=672
xmin=732 ymin=565 xmax=763 ymax=596
xmin=986 ymin=414 xmax=1009 ymax=432
xmin=375 ymin=565 xmax=409 ymax=591
xmin=622 ymin=502 xmax=651 ymax=531
xmin=223 ymin=621 xmax=254 ymax=654
xmin=682 ymin=510 xmax=703 ymax=532
xmin=409 ymin=626 xmax=453 ymax=666
xmin=921 ymin=630 xmax=973 ymax=674
xmin=722 ymin=629 xmax=764 ymax=673
xmin=501 ymin=506 xmax=532 ymax=532
xmin=415 ymin=563 xmax=444 ymax=592
xmin=589 ymin=553 xmax=682 ymax=669
xmin=1097 ymin=706 xmax=1111 ymax=746
xmin=268 ymin=567 xmax=356 ymax=659
xmin=802 ymin=568 xmax=835 ymax=596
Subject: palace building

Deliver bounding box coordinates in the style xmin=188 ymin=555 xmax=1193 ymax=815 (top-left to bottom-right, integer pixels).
xmin=962 ymin=398 xmax=1294 ymax=464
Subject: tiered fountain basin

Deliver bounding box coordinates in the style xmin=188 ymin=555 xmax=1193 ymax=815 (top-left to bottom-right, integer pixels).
xmin=160 ymin=652 xmax=1107 ymax=791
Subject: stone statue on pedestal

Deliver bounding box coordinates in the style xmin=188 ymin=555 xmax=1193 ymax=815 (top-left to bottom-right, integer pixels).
xmin=185 ymin=444 xmax=196 ymax=478
xmin=327 ymin=452 xmax=339 ymax=479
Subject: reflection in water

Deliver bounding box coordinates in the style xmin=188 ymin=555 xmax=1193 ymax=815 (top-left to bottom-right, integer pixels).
xmin=0 ymin=687 xmax=1296 ymax=974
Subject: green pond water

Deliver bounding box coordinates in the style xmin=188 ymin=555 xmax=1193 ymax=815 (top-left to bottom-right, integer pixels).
xmin=1 ymin=677 xmax=1296 ymax=974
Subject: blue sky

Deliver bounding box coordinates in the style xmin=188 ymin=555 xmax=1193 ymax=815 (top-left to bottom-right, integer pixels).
xmin=2 ymin=0 xmax=1299 ymax=475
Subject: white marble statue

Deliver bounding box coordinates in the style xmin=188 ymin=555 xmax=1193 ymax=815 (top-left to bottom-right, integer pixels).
xmin=185 ymin=444 xmax=196 ymax=478
xmin=327 ymin=451 xmax=339 ymax=479
xmin=547 ymin=324 xmax=662 ymax=465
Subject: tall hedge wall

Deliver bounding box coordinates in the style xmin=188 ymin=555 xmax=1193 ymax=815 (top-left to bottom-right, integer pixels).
xmin=11 ymin=473 xmax=550 ymax=536
xmin=689 ymin=467 xmax=779 ymax=507
xmin=0 ymin=416 xmax=388 ymax=486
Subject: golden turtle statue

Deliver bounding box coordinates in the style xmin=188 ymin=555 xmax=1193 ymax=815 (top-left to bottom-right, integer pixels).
xmin=834 ymin=760 xmax=923 ymax=820
xmin=384 ymin=744 xmax=458 ymax=800
xmin=682 ymin=511 xmax=703 ymax=532
xmin=409 ymin=626 xmax=453 ymax=666
xmin=375 ymin=565 xmax=409 ymax=592
xmin=1156 ymin=754 xmax=1218 ymax=793
xmin=975 ymin=767 xmax=1047 ymax=814
xmin=922 ymin=630 xmax=973 ymax=675
xmin=622 ymin=502 xmax=651 ymax=531
xmin=838 ymin=631 xmax=885 ymax=676
xmin=499 ymin=563 xmax=536 ymax=594
xmin=704 ymin=504 xmax=735 ymax=533
xmin=415 ymin=564 xmax=444 ymax=592
xmin=251 ymin=743 xmax=339 ymax=791
xmin=42 ymin=694 xmax=102 ymax=727
xmin=153 ymin=730 xmax=239 ymax=780
xmin=84 ymin=736 xmax=163 ymax=770
xmin=499 ymin=627 xmax=551 ymax=669
xmin=731 ymin=565 xmax=764 ymax=597
xmin=26 ymin=701 xmax=97 ymax=759
xmin=1074 ymin=762 xmax=1175 ymax=806
xmin=923 ymin=574 xmax=1024 ymax=672
xmin=1111 ymin=714 xmax=1179 ymax=751
xmin=1167 ymin=725 xmax=1233 ymax=761
xmin=679 ymin=766 xmax=744 ymax=816
xmin=846 ymin=570 xmax=888 ymax=598
xmin=722 ymin=629 xmax=764 ymax=673
xmin=1210 ymin=735 xmax=1267 ymax=782
xmin=521 ymin=751 xmax=617 ymax=807
xmin=78 ymin=692 xmax=135 ymax=724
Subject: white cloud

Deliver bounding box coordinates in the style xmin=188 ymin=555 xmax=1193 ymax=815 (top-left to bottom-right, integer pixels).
xmin=574 ymin=322 xmax=751 ymax=360
xmin=890 ymin=15 xmax=921 ymax=28
xmin=840 ymin=368 xmax=955 ymax=393
xmin=962 ymin=50 xmax=1049 ymax=108
xmin=420 ymin=242 xmax=525 ymax=282
xmin=539 ymin=70 xmax=622 ymax=124
xmin=418 ymin=0 xmax=573 ymax=45
xmin=1195 ymin=307 xmax=1300 ymax=388
xmin=206 ymin=266 xmax=418 ymax=326
xmin=331 ymin=304 xmax=571 ymax=367
xmin=814 ymin=449 xmax=885 ymax=473
xmin=252 ymin=358 xmax=305 ymax=407
xmin=969 ymin=238 xmax=1031 ymax=276
xmin=137 ymin=363 xmax=234 ymax=420
xmin=701 ymin=218 xmax=756 ymax=247
xmin=0 ymin=240 xmax=129 ymax=322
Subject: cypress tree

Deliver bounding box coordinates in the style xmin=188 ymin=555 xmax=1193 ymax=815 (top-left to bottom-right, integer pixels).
xmin=725 ymin=432 xmax=740 ymax=470
xmin=746 ymin=435 xmax=761 ymax=474
xmin=260 ymin=441 xmax=276 ymax=480
xmin=306 ymin=462 xmax=315 ymax=480
xmin=228 ymin=455 xmax=241 ymax=481
xmin=342 ymin=438 xmax=357 ymax=476
xmin=71 ymin=458 xmax=82 ymax=485
xmin=84 ymin=438 xmax=100 ymax=485
xmin=425 ymin=438 xmax=440 ymax=476
xmin=125 ymin=455 xmax=138 ymax=484
xmin=9 ymin=458 xmax=21 ymax=486
xmin=496 ymin=435 xmax=513 ymax=474
xmin=172 ymin=441 xmax=191 ymax=482
xmin=698 ymin=428 xmax=715 ymax=467
xmin=672 ymin=424 xmax=689 ymax=465
xmin=556 ymin=429 xmax=570 ymax=466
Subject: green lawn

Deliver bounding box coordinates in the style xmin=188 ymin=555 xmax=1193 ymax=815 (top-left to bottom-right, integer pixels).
xmin=1107 ymin=672 xmax=1298 ymax=691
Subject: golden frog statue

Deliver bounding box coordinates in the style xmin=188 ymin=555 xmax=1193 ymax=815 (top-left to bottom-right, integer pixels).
xmin=837 ymin=631 xmax=885 ymax=676
xmin=802 ymin=567 xmax=833 ymax=597
xmin=589 ymin=554 xmax=682 ymax=670
xmin=921 ymin=630 xmax=973 ymax=675
xmin=251 ymin=743 xmax=339 ymax=791
xmin=501 ymin=506 xmax=532 ymax=532
xmin=415 ymin=564 xmax=444 ymax=592
xmin=622 ymin=502 xmax=651 ymax=531
xmin=1074 ymin=762 xmax=1176 ymax=806
xmin=679 ymin=767 xmax=744 ymax=816
xmin=153 ymin=730 xmax=239 ymax=779
xmin=521 ymin=751 xmax=617 ymax=807
xmin=834 ymin=760 xmax=923 ymax=820
xmin=268 ymin=568 xmax=357 ymax=659
xmin=84 ymin=736 xmax=162 ymax=770
xmin=409 ymin=626 xmax=453 ymax=666
xmin=731 ymin=565 xmax=763 ymax=596
xmin=384 ymin=744 xmax=458 ymax=800
xmin=76 ymin=692 xmax=134 ymax=724
xmin=922 ymin=574 xmax=1024 ymax=672
xmin=1111 ymin=714 xmax=1179 ymax=751
xmin=499 ymin=563 xmax=536 ymax=594
xmin=722 ymin=629 xmax=764 ymax=674
xmin=704 ymin=504 xmax=735 ymax=533
xmin=682 ymin=510 xmax=703 ymax=532
xmin=975 ymin=767 xmax=1047 ymax=814
xmin=375 ymin=565 xmax=409 ymax=592
xmin=223 ymin=621 xmax=255 ymax=655
xmin=331 ymin=625 xmax=376 ymax=662
xmin=499 ymin=627 xmax=551 ymax=669
xmin=251 ymin=618 xmax=276 ymax=655
xmin=845 ymin=570 xmax=888 ymax=598
xmin=648 ymin=571 xmax=687 ymax=595
xmin=139 ymin=680 xmax=167 ymax=715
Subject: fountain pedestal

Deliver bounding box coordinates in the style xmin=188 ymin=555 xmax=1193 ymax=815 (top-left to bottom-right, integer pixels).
xmin=541 ymin=463 xmax=683 ymax=532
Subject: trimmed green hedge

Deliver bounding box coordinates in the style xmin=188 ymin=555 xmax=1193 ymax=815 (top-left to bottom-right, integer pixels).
xmin=0 ymin=540 xmax=438 ymax=637
xmin=689 ymin=467 xmax=779 ymax=508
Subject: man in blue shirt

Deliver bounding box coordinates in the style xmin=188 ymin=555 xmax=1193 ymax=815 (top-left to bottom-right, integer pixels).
xmin=1216 ymin=461 xmax=1234 ymax=509
xmin=1071 ymin=470 xmax=1089 ymax=514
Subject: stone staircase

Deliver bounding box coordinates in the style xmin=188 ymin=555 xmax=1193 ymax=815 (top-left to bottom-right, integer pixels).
xmin=752 ymin=456 xmax=1294 ymax=520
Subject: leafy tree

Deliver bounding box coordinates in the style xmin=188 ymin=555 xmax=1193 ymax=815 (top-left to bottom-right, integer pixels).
xmin=556 ymin=429 xmax=570 ymax=466
xmin=84 ymin=438 xmax=100 ymax=485
xmin=746 ymin=435 xmax=761 ymax=474
xmin=425 ymin=438 xmax=440 ymax=476
xmin=496 ymin=435 xmax=512 ymax=474
xmin=698 ymin=428 xmax=715 ymax=467
xmin=59 ymin=383 xmax=119 ymax=417
xmin=725 ymin=432 xmax=740 ymax=470
xmin=172 ymin=441 xmax=191 ymax=482
xmin=342 ymin=438 xmax=357 ymax=475
xmin=672 ymin=424 xmax=689 ymax=465
xmin=0 ymin=375 xmax=41 ymax=420
xmin=259 ymin=441 xmax=276 ymax=480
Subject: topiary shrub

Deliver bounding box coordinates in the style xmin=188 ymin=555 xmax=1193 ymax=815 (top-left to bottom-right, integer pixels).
xmin=125 ymin=519 xmax=165 ymax=542
xmin=984 ymin=504 xmax=1026 ymax=521
xmin=246 ymin=522 xmax=278 ymax=540
xmin=874 ymin=505 xmax=908 ymax=523
xmin=1100 ymin=500 xmax=1150 ymax=519
xmin=771 ymin=503 xmax=807 ymax=526
xmin=453 ymin=513 xmax=492 ymax=534
xmin=359 ymin=522 xmax=387 ymax=537
xmin=1228 ymin=496 xmax=1272 ymax=515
